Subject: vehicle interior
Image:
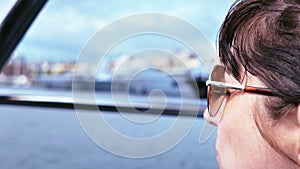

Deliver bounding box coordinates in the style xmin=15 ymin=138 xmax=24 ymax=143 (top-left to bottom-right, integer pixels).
xmin=0 ymin=0 xmax=234 ymax=168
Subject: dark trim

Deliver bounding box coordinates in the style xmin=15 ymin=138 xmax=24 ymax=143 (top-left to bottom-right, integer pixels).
xmin=0 ymin=0 xmax=48 ymax=71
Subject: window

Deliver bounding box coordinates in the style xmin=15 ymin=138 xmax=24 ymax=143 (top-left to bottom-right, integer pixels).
xmin=0 ymin=1 xmax=234 ymax=168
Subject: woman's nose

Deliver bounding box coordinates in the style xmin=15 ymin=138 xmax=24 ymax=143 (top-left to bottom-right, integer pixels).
xmin=203 ymin=108 xmax=219 ymax=126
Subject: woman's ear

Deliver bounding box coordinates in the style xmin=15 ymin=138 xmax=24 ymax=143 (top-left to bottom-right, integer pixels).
xmin=297 ymin=104 xmax=300 ymax=164
xmin=293 ymin=104 xmax=300 ymax=165
xmin=297 ymin=104 xmax=300 ymax=127
xmin=277 ymin=104 xmax=300 ymax=166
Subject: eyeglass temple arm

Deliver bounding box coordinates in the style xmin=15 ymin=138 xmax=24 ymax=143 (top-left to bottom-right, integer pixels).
xmin=206 ymin=80 xmax=274 ymax=96
xmin=206 ymin=80 xmax=244 ymax=90
xmin=244 ymin=86 xmax=274 ymax=96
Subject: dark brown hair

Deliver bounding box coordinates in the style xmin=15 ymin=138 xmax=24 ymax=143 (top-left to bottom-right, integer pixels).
xmin=218 ymin=0 xmax=300 ymax=119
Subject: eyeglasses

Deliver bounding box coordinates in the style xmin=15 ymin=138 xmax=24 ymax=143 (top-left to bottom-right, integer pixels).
xmin=206 ymin=65 xmax=274 ymax=117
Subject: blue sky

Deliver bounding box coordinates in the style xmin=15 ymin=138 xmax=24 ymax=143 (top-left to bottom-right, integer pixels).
xmin=0 ymin=0 xmax=235 ymax=62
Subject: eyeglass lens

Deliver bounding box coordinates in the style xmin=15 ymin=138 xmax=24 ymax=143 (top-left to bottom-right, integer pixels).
xmin=208 ymin=65 xmax=227 ymax=117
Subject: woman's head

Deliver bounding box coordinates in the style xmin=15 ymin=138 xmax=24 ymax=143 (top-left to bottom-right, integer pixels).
xmin=219 ymin=0 xmax=300 ymax=117
xmin=205 ymin=0 xmax=300 ymax=168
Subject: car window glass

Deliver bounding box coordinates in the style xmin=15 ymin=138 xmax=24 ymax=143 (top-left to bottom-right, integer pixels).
xmin=0 ymin=0 xmax=234 ymax=105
